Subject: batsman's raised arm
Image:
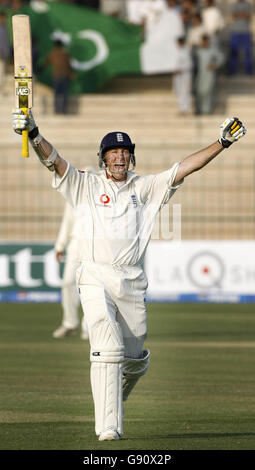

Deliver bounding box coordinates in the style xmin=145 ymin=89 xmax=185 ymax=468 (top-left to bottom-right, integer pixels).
xmin=173 ymin=117 xmax=246 ymax=186
xmin=12 ymin=109 xmax=67 ymax=177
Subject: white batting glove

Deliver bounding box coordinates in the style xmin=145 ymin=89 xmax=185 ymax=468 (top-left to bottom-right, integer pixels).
xmin=219 ymin=117 xmax=246 ymax=148
xmin=12 ymin=108 xmax=37 ymax=136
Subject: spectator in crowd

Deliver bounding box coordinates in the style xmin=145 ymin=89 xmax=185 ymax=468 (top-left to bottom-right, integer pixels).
xmin=179 ymin=0 xmax=202 ymax=37
xmin=187 ymin=12 xmax=206 ymax=48
xmin=201 ymin=0 xmax=225 ymax=46
xmin=139 ymin=0 xmax=184 ymax=75
xmin=140 ymin=0 xmax=184 ymax=44
xmin=157 ymin=0 xmax=184 ymax=36
xmin=126 ymin=0 xmax=181 ymax=30
xmin=53 ymin=200 xmax=89 ymax=340
xmin=186 ymin=13 xmax=206 ymax=92
xmin=228 ymin=0 xmax=253 ymax=75
xmin=180 ymin=7 xmax=192 ymax=37
xmin=125 ymin=0 xmax=146 ymax=25
xmin=173 ymin=36 xmax=193 ymax=115
xmin=140 ymin=0 xmax=168 ymax=40
xmin=167 ymin=0 xmax=181 ymax=10
xmin=181 ymin=0 xmax=201 ymax=16
xmin=44 ymin=40 xmax=72 ymax=114
xmin=194 ymin=33 xmax=224 ymax=114
xmin=100 ymin=0 xmax=127 ymax=19
xmin=0 ymin=11 xmax=10 ymax=95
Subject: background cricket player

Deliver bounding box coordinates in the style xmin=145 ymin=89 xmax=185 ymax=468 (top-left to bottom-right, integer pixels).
xmin=12 ymin=109 xmax=246 ymax=441
xmin=53 ymin=200 xmax=89 ymax=340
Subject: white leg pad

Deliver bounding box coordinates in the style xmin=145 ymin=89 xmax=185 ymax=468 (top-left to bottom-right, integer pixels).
xmin=90 ymin=320 xmax=124 ymax=436
xmin=123 ymin=349 xmax=150 ymax=402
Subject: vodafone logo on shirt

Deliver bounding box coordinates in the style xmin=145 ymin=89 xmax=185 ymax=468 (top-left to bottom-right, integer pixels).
xmin=99 ymin=194 xmax=110 ymax=204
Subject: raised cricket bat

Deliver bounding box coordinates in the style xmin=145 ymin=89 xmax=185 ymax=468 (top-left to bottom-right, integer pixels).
xmin=12 ymin=14 xmax=33 ymax=158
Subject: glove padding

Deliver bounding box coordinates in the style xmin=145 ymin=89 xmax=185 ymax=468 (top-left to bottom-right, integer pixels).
xmin=219 ymin=117 xmax=246 ymax=148
xmin=12 ymin=108 xmax=37 ymax=135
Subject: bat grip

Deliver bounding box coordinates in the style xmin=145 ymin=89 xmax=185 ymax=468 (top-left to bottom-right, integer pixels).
xmin=21 ymin=107 xmax=29 ymax=158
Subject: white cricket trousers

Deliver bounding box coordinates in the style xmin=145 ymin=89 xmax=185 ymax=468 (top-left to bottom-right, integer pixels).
xmin=77 ymin=261 xmax=148 ymax=436
xmin=77 ymin=262 xmax=148 ymax=356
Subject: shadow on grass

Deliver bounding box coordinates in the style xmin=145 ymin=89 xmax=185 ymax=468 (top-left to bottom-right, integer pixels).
xmin=128 ymin=432 xmax=255 ymax=440
xmin=2 ymin=420 xmax=255 ymax=452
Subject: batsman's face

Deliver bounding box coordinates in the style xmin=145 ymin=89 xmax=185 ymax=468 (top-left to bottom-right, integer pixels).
xmin=105 ymin=147 xmax=131 ymax=181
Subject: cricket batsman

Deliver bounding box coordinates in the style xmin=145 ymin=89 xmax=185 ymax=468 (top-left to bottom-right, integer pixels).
xmin=12 ymin=109 xmax=246 ymax=441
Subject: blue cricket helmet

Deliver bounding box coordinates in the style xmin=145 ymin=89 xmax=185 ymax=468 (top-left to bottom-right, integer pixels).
xmin=98 ymin=131 xmax=136 ymax=168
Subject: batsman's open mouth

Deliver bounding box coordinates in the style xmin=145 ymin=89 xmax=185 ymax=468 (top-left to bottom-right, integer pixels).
xmin=113 ymin=163 xmax=126 ymax=171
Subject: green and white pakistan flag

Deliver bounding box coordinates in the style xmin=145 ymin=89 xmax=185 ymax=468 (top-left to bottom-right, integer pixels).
xmin=19 ymin=2 xmax=182 ymax=94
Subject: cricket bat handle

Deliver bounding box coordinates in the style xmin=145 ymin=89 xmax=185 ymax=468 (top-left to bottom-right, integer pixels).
xmin=21 ymin=107 xmax=29 ymax=158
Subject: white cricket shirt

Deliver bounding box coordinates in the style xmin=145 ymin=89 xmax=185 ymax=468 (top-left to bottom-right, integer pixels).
xmin=52 ymin=163 xmax=182 ymax=267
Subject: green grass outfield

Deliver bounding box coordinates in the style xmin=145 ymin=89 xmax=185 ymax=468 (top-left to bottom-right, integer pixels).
xmin=0 ymin=302 xmax=255 ymax=451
